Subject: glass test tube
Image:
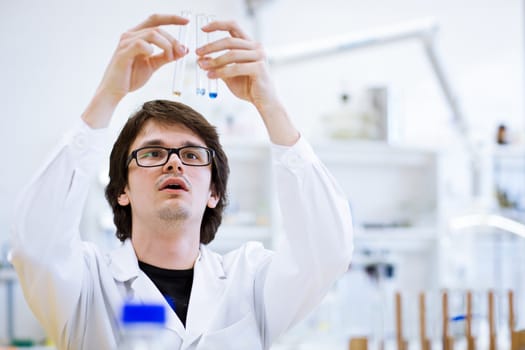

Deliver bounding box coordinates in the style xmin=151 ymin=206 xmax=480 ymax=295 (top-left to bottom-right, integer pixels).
xmin=206 ymin=15 xmax=218 ymax=99
xmin=195 ymin=14 xmax=208 ymax=96
xmin=172 ymin=11 xmax=192 ymax=96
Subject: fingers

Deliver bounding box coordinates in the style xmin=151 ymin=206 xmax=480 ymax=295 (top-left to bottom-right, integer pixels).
xmin=121 ymin=27 xmax=185 ymax=60
xmin=207 ymin=61 xmax=267 ymax=80
xmin=129 ymin=14 xmax=189 ymax=32
xmin=196 ymin=35 xmax=265 ymax=71
xmin=119 ymin=38 xmax=156 ymax=59
xmin=116 ymin=26 xmax=189 ymax=72
xmin=196 ymin=20 xmax=266 ymax=80
xmin=198 ymin=47 xmax=264 ymax=71
xmin=196 ymin=36 xmax=258 ymax=57
xmin=201 ymin=20 xmax=251 ymax=40
xmin=196 ymin=19 xmax=259 ymax=59
xmin=121 ymin=28 xmax=171 ymax=56
xmin=118 ymin=13 xmax=190 ymax=64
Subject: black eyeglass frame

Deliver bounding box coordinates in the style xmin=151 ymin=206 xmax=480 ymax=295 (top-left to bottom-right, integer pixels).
xmin=127 ymin=145 xmax=216 ymax=168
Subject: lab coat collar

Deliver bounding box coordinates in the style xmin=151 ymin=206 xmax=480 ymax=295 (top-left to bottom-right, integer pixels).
xmin=108 ymin=239 xmax=139 ymax=282
xmin=108 ymin=240 xmax=228 ymax=346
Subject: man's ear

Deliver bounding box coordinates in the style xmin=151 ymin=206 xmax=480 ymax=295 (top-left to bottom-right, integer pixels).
xmin=207 ymin=190 xmax=219 ymax=209
xmin=117 ymin=192 xmax=130 ymax=206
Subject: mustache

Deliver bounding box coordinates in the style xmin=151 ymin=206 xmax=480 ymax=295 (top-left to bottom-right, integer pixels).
xmin=156 ymin=174 xmax=191 ymax=191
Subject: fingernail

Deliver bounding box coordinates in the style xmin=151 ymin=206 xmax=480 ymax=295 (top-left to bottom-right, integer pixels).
xmin=178 ymin=45 xmax=189 ymax=55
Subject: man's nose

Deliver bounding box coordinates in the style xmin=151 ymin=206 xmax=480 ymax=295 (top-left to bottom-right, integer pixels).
xmin=163 ymin=152 xmax=184 ymax=173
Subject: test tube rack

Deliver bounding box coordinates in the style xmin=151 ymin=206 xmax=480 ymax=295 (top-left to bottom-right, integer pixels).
xmin=347 ymin=289 xmax=525 ymax=350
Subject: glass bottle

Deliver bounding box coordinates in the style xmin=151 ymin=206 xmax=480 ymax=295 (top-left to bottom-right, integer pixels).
xmin=116 ymin=302 xmax=171 ymax=350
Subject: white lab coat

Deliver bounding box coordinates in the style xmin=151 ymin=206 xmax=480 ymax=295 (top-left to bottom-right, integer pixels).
xmin=10 ymin=121 xmax=353 ymax=350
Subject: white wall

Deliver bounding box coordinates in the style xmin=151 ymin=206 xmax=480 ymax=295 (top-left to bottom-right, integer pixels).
xmin=259 ymin=0 xmax=523 ymax=147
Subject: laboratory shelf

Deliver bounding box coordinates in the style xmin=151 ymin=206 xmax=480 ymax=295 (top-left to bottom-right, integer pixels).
xmin=313 ymin=140 xmax=436 ymax=167
xmin=356 ymin=226 xmax=437 ymax=238
xmin=354 ymin=226 xmax=438 ymax=251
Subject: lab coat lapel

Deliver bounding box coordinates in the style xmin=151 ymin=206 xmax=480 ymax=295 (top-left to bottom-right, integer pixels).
xmin=108 ymin=240 xmax=186 ymax=339
xmin=184 ymin=244 xmax=227 ymax=347
xmin=131 ymin=270 xmax=187 ymax=337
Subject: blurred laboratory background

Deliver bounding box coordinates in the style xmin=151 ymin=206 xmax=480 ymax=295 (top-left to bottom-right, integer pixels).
xmin=1 ymin=0 xmax=524 ymax=349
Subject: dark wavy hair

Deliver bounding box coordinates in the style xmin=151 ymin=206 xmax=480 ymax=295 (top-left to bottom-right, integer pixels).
xmin=105 ymin=100 xmax=229 ymax=244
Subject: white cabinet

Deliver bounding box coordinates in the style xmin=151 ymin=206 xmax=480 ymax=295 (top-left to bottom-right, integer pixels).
xmin=313 ymin=141 xmax=439 ymax=236
xmin=314 ymin=141 xmax=441 ymax=293
xmin=211 ymin=140 xmax=442 ymax=285
xmin=211 ymin=140 xmax=442 ymax=239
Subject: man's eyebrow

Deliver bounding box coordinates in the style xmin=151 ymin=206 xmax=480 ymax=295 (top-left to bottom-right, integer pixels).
xmin=136 ymin=139 xmax=166 ymax=148
xmin=136 ymin=139 xmax=205 ymax=148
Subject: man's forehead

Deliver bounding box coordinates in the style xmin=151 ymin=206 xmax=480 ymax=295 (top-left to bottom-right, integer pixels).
xmin=132 ymin=120 xmax=205 ymax=148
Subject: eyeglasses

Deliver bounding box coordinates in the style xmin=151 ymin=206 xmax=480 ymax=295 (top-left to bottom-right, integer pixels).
xmin=127 ymin=146 xmax=215 ymax=167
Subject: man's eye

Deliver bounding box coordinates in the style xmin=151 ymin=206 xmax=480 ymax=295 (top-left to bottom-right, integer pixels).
xmin=182 ymin=149 xmax=206 ymax=162
xmin=140 ymin=150 xmax=163 ymax=159
xmin=185 ymin=152 xmax=199 ymax=159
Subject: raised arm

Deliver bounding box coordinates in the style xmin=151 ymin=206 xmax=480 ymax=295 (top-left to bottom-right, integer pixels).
xmin=10 ymin=14 xmax=191 ymax=346
xmin=197 ymin=20 xmax=353 ymax=345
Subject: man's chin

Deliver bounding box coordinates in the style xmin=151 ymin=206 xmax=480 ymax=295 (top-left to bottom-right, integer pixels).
xmin=157 ymin=206 xmax=189 ymax=222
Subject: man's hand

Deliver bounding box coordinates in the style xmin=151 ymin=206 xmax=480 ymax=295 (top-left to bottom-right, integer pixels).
xmin=99 ymin=14 xmax=189 ymax=101
xmin=196 ymin=20 xmax=299 ymax=146
xmin=82 ymin=14 xmax=189 ymax=129
xmin=195 ymin=20 xmax=277 ymax=111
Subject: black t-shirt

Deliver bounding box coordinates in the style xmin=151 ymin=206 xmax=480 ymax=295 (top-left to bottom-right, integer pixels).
xmin=138 ymin=261 xmax=194 ymax=327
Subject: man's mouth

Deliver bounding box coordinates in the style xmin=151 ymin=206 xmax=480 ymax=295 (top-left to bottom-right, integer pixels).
xmin=159 ymin=177 xmax=190 ymax=192
xmin=163 ymin=184 xmax=184 ymax=190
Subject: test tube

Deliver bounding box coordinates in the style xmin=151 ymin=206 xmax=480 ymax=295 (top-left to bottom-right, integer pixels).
xmin=172 ymin=11 xmax=192 ymax=97
xmin=206 ymin=15 xmax=218 ymax=99
xmin=195 ymin=14 xmax=208 ymax=96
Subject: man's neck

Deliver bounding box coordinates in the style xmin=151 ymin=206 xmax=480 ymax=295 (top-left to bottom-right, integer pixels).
xmin=131 ymin=221 xmax=200 ymax=270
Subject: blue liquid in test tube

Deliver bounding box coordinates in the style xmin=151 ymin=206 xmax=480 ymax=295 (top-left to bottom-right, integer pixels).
xmin=195 ymin=14 xmax=207 ymax=96
xmin=207 ymin=15 xmax=218 ymax=99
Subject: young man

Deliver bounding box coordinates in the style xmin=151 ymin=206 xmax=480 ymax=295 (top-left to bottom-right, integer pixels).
xmin=11 ymin=14 xmax=353 ymax=350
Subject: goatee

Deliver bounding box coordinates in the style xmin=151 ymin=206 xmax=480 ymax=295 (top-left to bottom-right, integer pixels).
xmin=158 ymin=207 xmax=189 ymax=222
